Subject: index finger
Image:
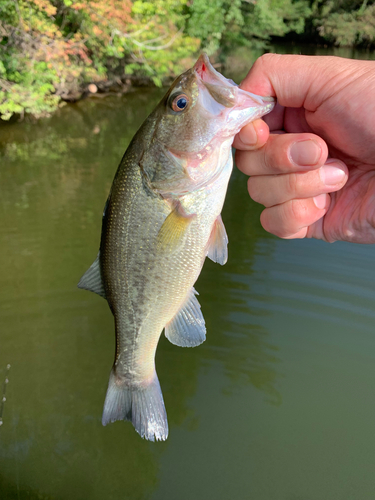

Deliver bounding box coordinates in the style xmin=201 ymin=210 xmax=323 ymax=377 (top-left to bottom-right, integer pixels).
xmin=239 ymin=53 xmax=332 ymax=109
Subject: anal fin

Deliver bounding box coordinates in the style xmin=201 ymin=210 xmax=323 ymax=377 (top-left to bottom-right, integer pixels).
xmin=165 ymin=288 xmax=206 ymax=347
xmin=207 ymin=215 xmax=228 ymax=265
xmin=77 ymin=252 xmax=106 ymax=299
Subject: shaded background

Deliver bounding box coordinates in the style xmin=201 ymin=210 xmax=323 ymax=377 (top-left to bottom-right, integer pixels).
xmin=1 ymin=43 xmax=375 ymax=499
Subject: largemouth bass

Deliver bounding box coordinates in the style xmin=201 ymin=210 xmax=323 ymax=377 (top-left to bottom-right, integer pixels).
xmin=78 ymin=53 xmax=274 ymax=441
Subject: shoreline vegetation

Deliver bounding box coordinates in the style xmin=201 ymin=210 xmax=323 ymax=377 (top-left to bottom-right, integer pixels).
xmin=1 ymin=0 xmax=375 ymax=121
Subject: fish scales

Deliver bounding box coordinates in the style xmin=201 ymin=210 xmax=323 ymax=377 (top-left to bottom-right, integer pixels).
xmin=78 ymin=53 xmax=275 ymax=441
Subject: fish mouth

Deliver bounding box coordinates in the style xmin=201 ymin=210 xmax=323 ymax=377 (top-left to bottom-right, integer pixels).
xmin=194 ymin=53 xmax=237 ymax=88
xmin=194 ymin=52 xmax=275 ymax=112
xmin=194 ymin=52 xmax=275 ymax=129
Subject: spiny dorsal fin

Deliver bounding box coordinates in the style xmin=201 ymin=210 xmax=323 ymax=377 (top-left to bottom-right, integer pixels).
xmin=77 ymin=252 xmax=106 ymax=299
xmin=207 ymin=215 xmax=228 ymax=265
xmin=157 ymin=203 xmax=196 ymax=253
xmin=165 ymin=288 xmax=206 ymax=347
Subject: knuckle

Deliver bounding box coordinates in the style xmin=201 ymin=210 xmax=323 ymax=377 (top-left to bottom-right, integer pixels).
xmin=263 ymin=146 xmax=279 ymax=173
xmin=287 ymin=200 xmax=306 ymax=222
xmin=247 ymin=177 xmax=261 ymax=203
xmin=255 ymin=53 xmax=281 ymax=70
xmin=286 ymin=171 xmax=311 ymax=198
xmin=288 ymin=199 xmax=307 ymax=225
xmin=264 ymin=137 xmax=290 ymax=174
xmin=261 ymin=207 xmax=287 ymax=238
xmin=259 ymin=209 xmax=275 ymax=235
xmin=286 ymin=173 xmax=298 ymax=196
xmin=235 ymin=150 xmax=246 ymax=172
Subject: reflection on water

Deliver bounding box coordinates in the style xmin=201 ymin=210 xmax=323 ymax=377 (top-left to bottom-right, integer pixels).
xmin=196 ymin=172 xmax=282 ymax=405
xmin=1 ymin=47 xmax=375 ymax=499
xmin=0 ymin=89 xmax=280 ymax=499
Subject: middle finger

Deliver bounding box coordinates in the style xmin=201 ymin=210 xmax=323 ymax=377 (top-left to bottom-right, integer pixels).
xmin=248 ymin=160 xmax=348 ymax=207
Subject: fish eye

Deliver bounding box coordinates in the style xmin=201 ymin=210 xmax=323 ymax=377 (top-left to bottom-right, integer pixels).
xmin=170 ymin=94 xmax=189 ymax=113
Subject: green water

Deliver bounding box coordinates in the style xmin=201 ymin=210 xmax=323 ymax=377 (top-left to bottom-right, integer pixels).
xmin=1 ymin=48 xmax=375 ymax=500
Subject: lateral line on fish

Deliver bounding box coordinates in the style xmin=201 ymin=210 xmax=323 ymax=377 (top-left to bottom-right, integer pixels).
xmin=126 ymin=190 xmax=140 ymax=377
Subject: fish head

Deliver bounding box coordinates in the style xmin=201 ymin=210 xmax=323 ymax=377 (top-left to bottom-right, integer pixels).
xmin=148 ymin=53 xmax=274 ymax=194
xmin=156 ymin=53 xmax=274 ymax=152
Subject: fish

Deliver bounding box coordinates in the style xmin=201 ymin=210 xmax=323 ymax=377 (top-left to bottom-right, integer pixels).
xmin=78 ymin=53 xmax=274 ymax=441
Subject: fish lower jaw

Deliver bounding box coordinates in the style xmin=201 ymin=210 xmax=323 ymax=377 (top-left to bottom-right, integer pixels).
xmin=183 ymin=139 xmax=233 ymax=191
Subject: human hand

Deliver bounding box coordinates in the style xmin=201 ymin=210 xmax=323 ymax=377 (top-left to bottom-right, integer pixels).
xmin=234 ymin=54 xmax=375 ymax=243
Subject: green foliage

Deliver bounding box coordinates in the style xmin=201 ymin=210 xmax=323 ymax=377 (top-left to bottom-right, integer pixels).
xmin=186 ymin=0 xmax=311 ymax=54
xmin=0 ymin=0 xmax=202 ymax=119
xmin=122 ymin=0 xmax=200 ymax=85
xmin=312 ymin=0 xmax=375 ymax=47
xmin=4 ymin=0 xmax=366 ymax=121
xmin=0 ymin=0 xmax=92 ymax=119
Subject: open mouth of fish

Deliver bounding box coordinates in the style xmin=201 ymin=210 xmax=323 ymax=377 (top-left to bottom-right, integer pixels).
xmin=194 ymin=52 xmax=275 ymax=130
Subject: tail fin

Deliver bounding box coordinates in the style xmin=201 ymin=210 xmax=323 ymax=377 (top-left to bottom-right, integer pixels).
xmin=102 ymin=368 xmax=168 ymax=442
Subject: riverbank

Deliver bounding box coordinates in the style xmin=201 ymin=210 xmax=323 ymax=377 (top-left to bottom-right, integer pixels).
xmin=2 ymin=0 xmax=375 ymax=122
xmin=2 ymin=40 xmax=375 ymax=126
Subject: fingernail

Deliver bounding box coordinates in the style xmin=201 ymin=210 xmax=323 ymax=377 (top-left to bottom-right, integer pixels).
xmin=290 ymin=140 xmax=321 ymax=166
xmin=239 ymin=123 xmax=257 ymax=146
xmin=313 ymin=193 xmax=328 ymax=209
xmin=320 ymin=160 xmax=346 ymax=185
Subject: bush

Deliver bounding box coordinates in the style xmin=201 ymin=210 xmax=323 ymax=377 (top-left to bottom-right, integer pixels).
xmin=313 ymin=0 xmax=375 ymax=47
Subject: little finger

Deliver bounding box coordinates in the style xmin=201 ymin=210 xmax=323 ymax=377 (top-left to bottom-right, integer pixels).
xmin=260 ymin=194 xmax=330 ymax=239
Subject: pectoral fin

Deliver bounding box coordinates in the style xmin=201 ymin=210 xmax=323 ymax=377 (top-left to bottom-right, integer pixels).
xmin=77 ymin=252 xmax=106 ymax=299
xmin=165 ymin=288 xmax=206 ymax=347
xmin=157 ymin=204 xmax=196 ymax=253
xmin=207 ymin=215 xmax=228 ymax=265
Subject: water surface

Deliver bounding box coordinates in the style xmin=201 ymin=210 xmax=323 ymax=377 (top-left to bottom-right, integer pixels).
xmin=1 ymin=46 xmax=375 ymax=500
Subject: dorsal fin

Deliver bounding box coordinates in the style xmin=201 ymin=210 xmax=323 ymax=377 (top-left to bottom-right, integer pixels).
xmin=77 ymin=252 xmax=106 ymax=299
